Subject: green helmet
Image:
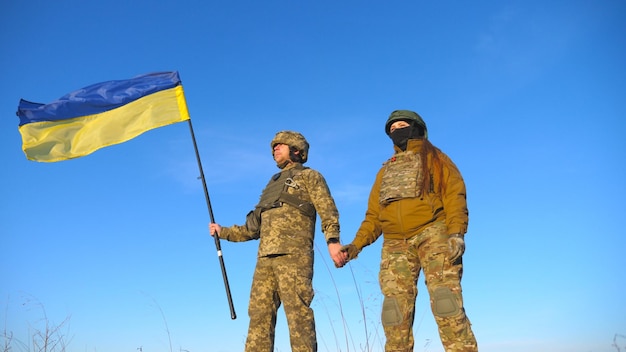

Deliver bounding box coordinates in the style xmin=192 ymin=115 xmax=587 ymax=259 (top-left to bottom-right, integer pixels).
xmin=385 ymin=110 xmax=428 ymax=138
xmin=270 ymin=130 xmax=309 ymax=163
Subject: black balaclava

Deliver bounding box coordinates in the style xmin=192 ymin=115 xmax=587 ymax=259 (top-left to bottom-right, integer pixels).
xmin=389 ymin=122 xmax=424 ymax=151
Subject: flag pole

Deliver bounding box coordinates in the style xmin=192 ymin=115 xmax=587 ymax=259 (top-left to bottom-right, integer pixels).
xmin=187 ymin=118 xmax=237 ymax=320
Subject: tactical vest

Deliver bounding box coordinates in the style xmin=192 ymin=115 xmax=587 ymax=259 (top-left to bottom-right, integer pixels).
xmin=256 ymin=165 xmax=316 ymax=218
xmin=379 ymin=151 xmax=424 ymax=205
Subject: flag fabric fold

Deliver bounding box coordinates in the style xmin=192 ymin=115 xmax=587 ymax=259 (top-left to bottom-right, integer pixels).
xmin=16 ymin=71 xmax=190 ymax=162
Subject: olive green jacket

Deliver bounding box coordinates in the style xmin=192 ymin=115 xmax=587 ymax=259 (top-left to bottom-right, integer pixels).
xmin=352 ymin=139 xmax=468 ymax=251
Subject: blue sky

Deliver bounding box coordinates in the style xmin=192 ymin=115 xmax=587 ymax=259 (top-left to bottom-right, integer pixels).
xmin=1 ymin=1 xmax=625 ymax=351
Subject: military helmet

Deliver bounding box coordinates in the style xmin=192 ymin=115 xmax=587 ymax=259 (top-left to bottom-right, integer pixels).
xmin=385 ymin=110 xmax=428 ymax=138
xmin=271 ymin=130 xmax=309 ymax=163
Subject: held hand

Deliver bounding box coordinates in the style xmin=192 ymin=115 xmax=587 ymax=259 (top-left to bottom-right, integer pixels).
xmin=328 ymin=242 xmax=347 ymax=268
xmin=340 ymin=243 xmax=360 ymax=263
xmin=209 ymin=223 xmax=221 ymax=237
xmin=448 ymin=234 xmax=465 ymax=262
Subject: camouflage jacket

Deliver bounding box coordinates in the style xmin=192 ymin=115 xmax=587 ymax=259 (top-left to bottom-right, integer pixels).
xmin=219 ymin=162 xmax=340 ymax=257
xmin=352 ymin=139 xmax=468 ymax=251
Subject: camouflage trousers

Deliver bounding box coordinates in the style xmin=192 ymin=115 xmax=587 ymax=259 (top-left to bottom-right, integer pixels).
xmin=379 ymin=221 xmax=477 ymax=352
xmin=245 ymin=253 xmax=317 ymax=352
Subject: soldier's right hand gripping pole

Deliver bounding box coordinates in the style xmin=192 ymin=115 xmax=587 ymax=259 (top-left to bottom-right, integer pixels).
xmin=187 ymin=119 xmax=236 ymax=320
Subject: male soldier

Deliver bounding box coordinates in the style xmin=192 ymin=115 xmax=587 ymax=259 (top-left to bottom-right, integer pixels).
xmin=210 ymin=130 xmax=344 ymax=352
xmin=339 ymin=111 xmax=478 ymax=351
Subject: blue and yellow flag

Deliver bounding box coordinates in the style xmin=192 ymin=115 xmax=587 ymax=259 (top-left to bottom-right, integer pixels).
xmin=16 ymin=71 xmax=190 ymax=162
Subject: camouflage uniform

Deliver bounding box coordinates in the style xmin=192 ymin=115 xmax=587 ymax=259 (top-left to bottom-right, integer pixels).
xmin=379 ymin=221 xmax=477 ymax=352
xmin=220 ymin=154 xmax=340 ymax=352
xmin=346 ymin=111 xmax=477 ymax=352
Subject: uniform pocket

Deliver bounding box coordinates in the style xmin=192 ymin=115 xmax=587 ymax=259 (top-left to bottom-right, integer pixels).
xmin=296 ymin=265 xmax=314 ymax=306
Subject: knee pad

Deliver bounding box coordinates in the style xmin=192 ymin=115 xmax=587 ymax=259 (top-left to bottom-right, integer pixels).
xmin=381 ymin=297 xmax=403 ymax=327
xmin=432 ymin=287 xmax=460 ymax=318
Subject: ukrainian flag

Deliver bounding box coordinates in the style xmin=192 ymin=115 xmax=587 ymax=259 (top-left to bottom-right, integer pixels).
xmin=16 ymin=71 xmax=190 ymax=162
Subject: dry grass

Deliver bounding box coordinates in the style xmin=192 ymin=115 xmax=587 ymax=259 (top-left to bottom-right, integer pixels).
xmin=2 ymin=297 xmax=72 ymax=352
xmin=5 ymin=279 xmax=625 ymax=352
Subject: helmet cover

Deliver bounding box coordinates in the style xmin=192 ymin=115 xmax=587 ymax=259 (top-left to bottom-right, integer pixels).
xmin=270 ymin=130 xmax=309 ymax=163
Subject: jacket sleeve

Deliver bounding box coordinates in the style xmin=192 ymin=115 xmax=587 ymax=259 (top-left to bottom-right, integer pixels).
xmin=303 ymin=169 xmax=340 ymax=242
xmin=351 ymin=168 xmax=384 ymax=250
xmin=439 ymin=153 xmax=469 ymax=235
xmin=219 ymin=210 xmax=260 ymax=242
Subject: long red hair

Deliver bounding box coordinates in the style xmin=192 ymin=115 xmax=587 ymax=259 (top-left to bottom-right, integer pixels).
xmin=420 ymin=139 xmax=444 ymax=196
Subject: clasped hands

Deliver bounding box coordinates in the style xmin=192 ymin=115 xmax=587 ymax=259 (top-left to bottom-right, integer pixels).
xmin=330 ymin=243 xmax=359 ymax=268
